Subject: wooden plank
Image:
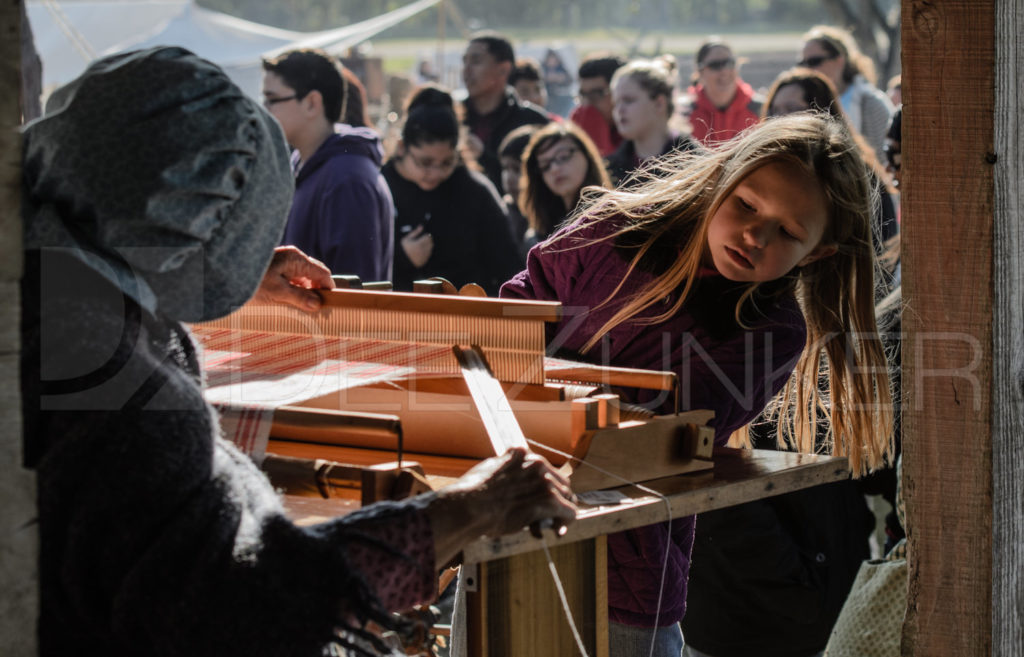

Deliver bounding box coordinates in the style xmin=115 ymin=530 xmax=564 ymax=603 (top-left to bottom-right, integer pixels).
xmin=992 ymin=0 xmax=1024 ymax=653
xmin=901 ymin=1 xmax=995 ymax=654
xmin=0 ymin=4 xmax=36 ymax=656
xmin=470 ymin=536 xmax=607 ymax=657
xmin=318 ymin=286 xmax=563 ymax=321
xmin=462 ymin=448 xmax=849 ymax=563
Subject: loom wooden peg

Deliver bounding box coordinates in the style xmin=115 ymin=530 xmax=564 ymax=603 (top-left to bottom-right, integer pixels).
xmin=413 ymin=279 xmax=444 ymax=294
xmin=593 ymin=393 xmax=621 ymax=427
xmin=459 ymin=283 xmax=487 ymax=297
xmin=331 ymin=274 xmax=363 ymax=289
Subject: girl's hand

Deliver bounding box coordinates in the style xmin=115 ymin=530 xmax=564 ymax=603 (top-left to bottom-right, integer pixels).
xmin=401 ymin=225 xmax=434 ymax=268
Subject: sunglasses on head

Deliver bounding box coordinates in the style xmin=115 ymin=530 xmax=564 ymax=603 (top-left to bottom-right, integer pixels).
xmin=797 ymin=53 xmax=839 ymax=68
xmin=701 ymin=57 xmax=736 ymax=72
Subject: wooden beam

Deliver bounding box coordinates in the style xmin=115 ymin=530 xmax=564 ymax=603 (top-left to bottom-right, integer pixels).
xmin=992 ymin=0 xmax=1024 ymax=653
xmin=901 ymin=1 xmax=996 ymax=654
xmin=0 ymin=2 xmax=36 ymax=656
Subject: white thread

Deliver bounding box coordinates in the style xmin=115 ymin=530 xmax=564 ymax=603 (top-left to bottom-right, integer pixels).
xmin=527 ymin=438 xmax=676 ymax=657
xmin=541 ymin=535 xmax=591 ymax=657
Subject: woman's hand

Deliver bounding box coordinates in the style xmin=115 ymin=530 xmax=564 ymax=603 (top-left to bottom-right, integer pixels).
xmin=401 ymin=225 xmax=434 ymax=269
xmin=426 ymin=448 xmax=578 ymax=568
xmin=251 ymin=246 xmax=334 ymax=311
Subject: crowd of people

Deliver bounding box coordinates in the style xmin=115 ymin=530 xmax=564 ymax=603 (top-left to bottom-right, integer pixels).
xmin=22 ymin=21 xmax=905 ymax=657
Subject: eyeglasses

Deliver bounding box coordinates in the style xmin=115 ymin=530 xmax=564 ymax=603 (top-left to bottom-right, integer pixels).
xmin=407 ymin=151 xmax=457 ymax=173
xmin=263 ymin=95 xmax=298 ymax=108
xmin=700 ymin=57 xmax=736 ymax=72
xmin=577 ymin=87 xmax=610 ymax=103
xmin=883 ymin=143 xmax=901 ymax=171
xmin=797 ymin=54 xmax=838 ymax=68
xmin=537 ymin=147 xmax=579 ymax=173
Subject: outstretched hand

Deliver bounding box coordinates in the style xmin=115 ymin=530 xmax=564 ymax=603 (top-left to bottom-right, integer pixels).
xmin=252 ymin=246 xmax=334 ymax=312
xmin=427 ymin=448 xmax=578 ymax=568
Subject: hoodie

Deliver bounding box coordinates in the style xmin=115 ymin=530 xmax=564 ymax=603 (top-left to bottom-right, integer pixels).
xmin=282 ymin=126 xmax=395 ymax=281
xmin=686 ymin=79 xmax=763 ymax=145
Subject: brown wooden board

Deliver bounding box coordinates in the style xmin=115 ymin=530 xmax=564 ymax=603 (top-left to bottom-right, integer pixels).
xmin=458 ymin=448 xmax=848 ymax=562
xmin=902 ymin=1 xmax=997 ymax=654
xmin=465 ymin=536 xmax=608 ymax=657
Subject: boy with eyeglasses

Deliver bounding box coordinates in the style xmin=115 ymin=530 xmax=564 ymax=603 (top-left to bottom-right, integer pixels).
xmin=568 ymin=53 xmax=626 ymax=156
xmin=261 ymin=49 xmax=394 ymax=282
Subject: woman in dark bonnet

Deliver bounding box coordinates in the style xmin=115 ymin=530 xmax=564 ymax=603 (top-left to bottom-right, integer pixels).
xmin=21 ymin=47 xmax=574 ymax=657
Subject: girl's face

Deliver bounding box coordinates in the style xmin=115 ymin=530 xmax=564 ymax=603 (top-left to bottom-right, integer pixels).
xmin=697 ymin=46 xmax=738 ymax=95
xmin=536 ymin=137 xmax=589 ymax=208
xmin=613 ymin=76 xmax=667 ymax=141
xmin=768 ymin=83 xmax=810 ymax=117
xmin=705 ymin=160 xmax=836 ymax=282
xmin=400 ymin=141 xmax=458 ymax=191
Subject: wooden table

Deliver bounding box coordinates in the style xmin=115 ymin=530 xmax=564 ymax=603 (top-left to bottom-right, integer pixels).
xmin=283 ymin=448 xmax=850 ymax=657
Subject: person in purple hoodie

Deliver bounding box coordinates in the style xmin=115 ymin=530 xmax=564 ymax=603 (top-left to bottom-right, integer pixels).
xmin=501 ymin=113 xmax=895 ymax=656
xmin=262 ymin=49 xmax=394 ymax=282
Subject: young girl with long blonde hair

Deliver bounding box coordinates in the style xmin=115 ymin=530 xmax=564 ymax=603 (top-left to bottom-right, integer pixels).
xmin=501 ymin=112 xmax=894 ymax=656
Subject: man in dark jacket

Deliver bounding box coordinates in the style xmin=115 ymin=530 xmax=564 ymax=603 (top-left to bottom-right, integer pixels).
xmin=461 ymin=32 xmax=549 ymax=194
xmin=262 ymin=49 xmax=393 ymax=282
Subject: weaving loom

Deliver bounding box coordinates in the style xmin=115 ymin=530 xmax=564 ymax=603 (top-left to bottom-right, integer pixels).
xmin=189 ymin=286 xmax=854 ymax=656
xmin=192 ymin=286 xmax=716 ymax=499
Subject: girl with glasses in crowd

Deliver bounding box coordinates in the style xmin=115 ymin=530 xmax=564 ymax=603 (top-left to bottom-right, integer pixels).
xmin=518 ymin=122 xmax=611 ymax=255
xmin=607 ymin=55 xmax=699 ymax=187
xmin=502 ymin=112 xmax=894 ymax=657
xmin=799 ymin=25 xmax=895 ymax=163
xmin=382 ymin=84 xmax=521 ymax=294
xmin=683 ymin=38 xmax=763 ymax=145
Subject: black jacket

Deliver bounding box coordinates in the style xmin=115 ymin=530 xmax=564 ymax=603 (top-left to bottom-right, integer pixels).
xmin=680 ymin=427 xmax=876 ymax=657
xmin=463 ymin=88 xmax=549 ymax=193
xmin=383 ymin=162 xmax=521 ymax=295
xmin=605 ymin=132 xmax=701 ymax=188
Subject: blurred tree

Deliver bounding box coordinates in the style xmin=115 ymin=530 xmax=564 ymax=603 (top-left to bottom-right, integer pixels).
xmin=819 ymin=0 xmax=901 ymax=85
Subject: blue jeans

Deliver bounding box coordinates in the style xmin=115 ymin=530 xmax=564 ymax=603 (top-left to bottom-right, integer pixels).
xmin=608 ymin=621 xmax=683 ymax=657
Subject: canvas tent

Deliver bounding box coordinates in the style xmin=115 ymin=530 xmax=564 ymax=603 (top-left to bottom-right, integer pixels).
xmin=27 ymin=0 xmax=440 ymax=99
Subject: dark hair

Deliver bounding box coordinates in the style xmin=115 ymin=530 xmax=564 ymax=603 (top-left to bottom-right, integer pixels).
xmin=262 ymin=49 xmax=348 ymax=123
xmin=340 ymin=66 xmax=371 ymax=128
xmin=499 ymin=124 xmax=541 ymax=160
xmin=509 ymin=58 xmax=542 ymax=86
xmin=802 ymin=25 xmax=877 ymax=86
xmin=519 ymin=122 xmax=611 ymax=238
xmin=578 ymin=53 xmax=626 ymax=83
xmin=401 ymin=83 xmax=460 ymax=148
xmin=695 ymin=37 xmax=731 ymax=67
xmin=762 ymin=67 xmax=843 ymax=120
xmin=469 ymin=31 xmax=515 ymax=64
xmin=691 ymin=38 xmax=734 ymax=84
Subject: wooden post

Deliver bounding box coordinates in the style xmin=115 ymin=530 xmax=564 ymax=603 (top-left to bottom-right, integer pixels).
xmin=900 ymin=0 xmax=1022 ymax=654
xmin=0 ymin=1 xmax=37 ymax=655
xmin=991 ymin=0 xmax=1024 ymax=653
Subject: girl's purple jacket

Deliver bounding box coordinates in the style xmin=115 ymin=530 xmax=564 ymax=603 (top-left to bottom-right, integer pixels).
xmin=500 ymin=219 xmax=807 ymax=627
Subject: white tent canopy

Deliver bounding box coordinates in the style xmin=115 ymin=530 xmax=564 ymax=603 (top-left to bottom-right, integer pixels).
xmin=27 ymin=0 xmax=440 ymax=99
